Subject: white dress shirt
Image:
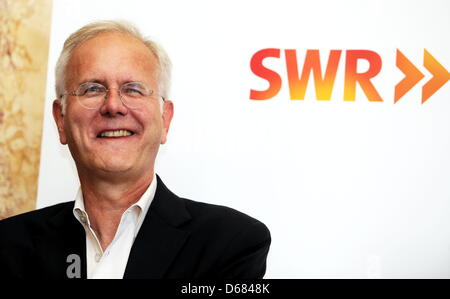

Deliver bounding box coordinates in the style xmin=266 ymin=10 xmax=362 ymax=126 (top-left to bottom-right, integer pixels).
xmin=72 ymin=174 xmax=157 ymax=279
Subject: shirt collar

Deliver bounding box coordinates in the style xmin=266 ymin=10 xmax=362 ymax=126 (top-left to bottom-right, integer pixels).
xmin=73 ymin=173 xmax=157 ymax=235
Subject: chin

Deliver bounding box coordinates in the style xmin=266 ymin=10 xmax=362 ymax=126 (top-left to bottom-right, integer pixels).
xmin=95 ymin=157 xmax=136 ymax=174
xmin=101 ymin=165 xmax=133 ymax=173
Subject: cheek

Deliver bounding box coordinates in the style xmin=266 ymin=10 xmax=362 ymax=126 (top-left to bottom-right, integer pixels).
xmin=147 ymin=116 xmax=164 ymax=140
xmin=63 ymin=122 xmax=82 ymax=149
xmin=137 ymin=106 xmax=164 ymax=131
xmin=63 ymin=110 xmax=93 ymax=142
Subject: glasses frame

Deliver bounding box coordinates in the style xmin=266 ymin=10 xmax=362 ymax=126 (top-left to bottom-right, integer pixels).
xmin=60 ymin=81 xmax=165 ymax=110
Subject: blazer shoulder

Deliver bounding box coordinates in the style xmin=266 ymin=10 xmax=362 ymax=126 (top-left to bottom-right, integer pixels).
xmin=177 ymin=198 xmax=271 ymax=279
xmin=181 ymin=198 xmax=270 ymax=240
xmin=0 ymin=202 xmax=74 ymax=239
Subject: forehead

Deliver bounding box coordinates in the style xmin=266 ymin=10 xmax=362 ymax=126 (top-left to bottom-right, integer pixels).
xmin=66 ymin=32 xmax=159 ymax=85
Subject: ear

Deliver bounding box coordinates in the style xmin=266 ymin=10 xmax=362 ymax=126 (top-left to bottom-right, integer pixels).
xmin=160 ymin=99 xmax=174 ymax=144
xmin=52 ymin=99 xmax=68 ymax=145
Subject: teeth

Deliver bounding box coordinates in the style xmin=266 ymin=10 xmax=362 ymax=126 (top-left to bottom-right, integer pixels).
xmin=100 ymin=130 xmax=133 ymax=138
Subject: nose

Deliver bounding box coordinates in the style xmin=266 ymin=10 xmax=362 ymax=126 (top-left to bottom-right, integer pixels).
xmin=98 ymin=87 xmax=128 ymax=116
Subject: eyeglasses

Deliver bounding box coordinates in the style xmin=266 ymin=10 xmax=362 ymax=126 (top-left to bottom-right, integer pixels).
xmin=62 ymin=81 xmax=164 ymax=109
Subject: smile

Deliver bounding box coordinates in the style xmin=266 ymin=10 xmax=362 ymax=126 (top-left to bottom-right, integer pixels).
xmin=97 ymin=129 xmax=135 ymax=138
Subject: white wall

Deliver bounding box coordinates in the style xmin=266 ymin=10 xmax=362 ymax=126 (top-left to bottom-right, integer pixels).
xmin=37 ymin=0 xmax=450 ymax=278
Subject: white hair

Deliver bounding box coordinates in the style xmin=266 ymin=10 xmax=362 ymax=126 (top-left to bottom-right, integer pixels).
xmin=55 ymin=20 xmax=171 ymax=111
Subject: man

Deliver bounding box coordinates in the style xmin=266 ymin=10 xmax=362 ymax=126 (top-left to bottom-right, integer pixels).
xmin=0 ymin=21 xmax=271 ymax=279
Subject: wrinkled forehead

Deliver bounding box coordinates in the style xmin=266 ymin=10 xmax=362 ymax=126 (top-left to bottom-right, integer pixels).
xmin=66 ymin=32 xmax=160 ymax=87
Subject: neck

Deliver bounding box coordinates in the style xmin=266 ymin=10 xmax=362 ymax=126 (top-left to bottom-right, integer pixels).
xmin=78 ymin=169 xmax=154 ymax=250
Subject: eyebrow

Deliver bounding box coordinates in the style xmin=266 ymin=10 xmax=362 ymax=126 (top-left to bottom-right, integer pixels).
xmin=77 ymin=78 xmax=146 ymax=86
xmin=79 ymin=79 xmax=106 ymax=85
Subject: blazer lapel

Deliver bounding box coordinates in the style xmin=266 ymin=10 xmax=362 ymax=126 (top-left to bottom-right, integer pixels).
xmin=124 ymin=176 xmax=192 ymax=279
xmin=34 ymin=203 xmax=87 ymax=279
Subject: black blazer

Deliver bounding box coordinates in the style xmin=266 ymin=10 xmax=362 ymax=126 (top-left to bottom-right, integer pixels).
xmin=0 ymin=176 xmax=271 ymax=279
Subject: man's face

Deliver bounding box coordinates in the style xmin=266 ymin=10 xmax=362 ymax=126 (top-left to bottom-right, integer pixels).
xmin=53 ymin=32 xmax=173 ymax=180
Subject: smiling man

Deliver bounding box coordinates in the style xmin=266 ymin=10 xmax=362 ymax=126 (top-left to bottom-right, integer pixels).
xmin=0 ymin=21 xmax=271 ymax=279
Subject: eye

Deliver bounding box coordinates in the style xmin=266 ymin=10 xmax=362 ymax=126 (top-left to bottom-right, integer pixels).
xmin=86 ymin=86 xmax=103 ymax=93
xmin=124 ymin=87 xmax=143 ymax=95
xmin=77 ymin=83 xmax=106 ymax=96
xmin=121 ymin=83 xmax=148 ymax=97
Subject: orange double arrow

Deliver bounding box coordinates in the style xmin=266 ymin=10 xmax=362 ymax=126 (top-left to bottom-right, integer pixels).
xmin=395 ymin=49 xmax=450 ymax=104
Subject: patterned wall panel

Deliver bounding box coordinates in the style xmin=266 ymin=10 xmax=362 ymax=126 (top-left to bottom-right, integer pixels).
xmin=0 ymin=0 xmax=52 ymax=219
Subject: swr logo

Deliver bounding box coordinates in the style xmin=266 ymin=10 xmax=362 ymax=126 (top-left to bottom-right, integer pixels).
xmin=249 ymin=49 xmax=450 ymax=103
